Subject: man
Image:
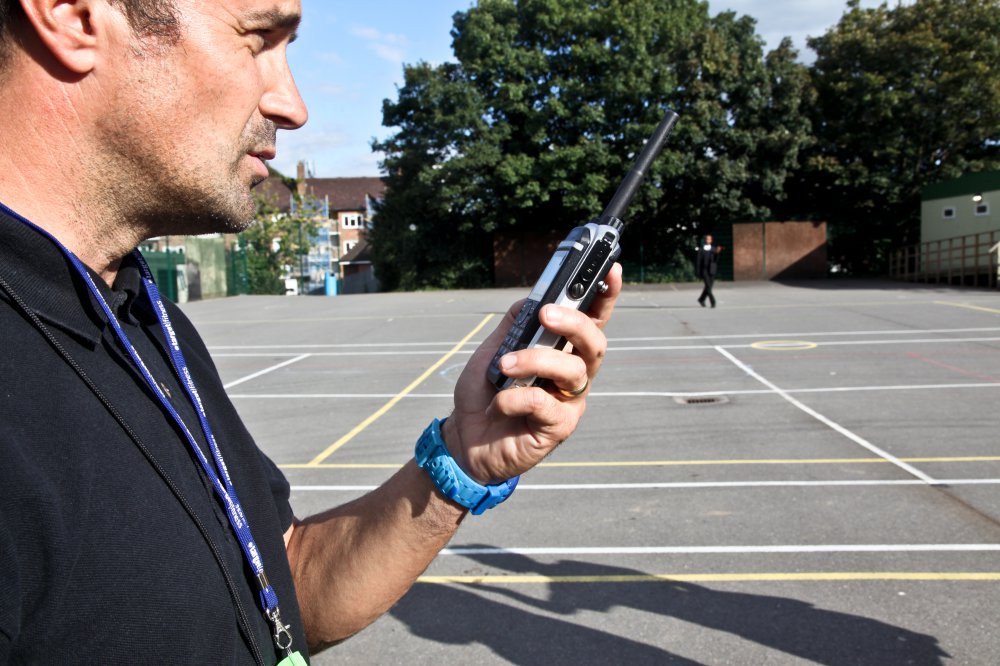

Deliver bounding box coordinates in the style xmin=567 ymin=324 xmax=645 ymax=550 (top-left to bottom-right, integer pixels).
xmin=696 ymin=233 xmax=721 ymax=308
xmin=0 ymin=1 xmax=621 ymax=664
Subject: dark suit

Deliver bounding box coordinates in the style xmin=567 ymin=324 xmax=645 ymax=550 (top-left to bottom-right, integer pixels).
xmin=696 ymin=243 xmax=718 ymax=307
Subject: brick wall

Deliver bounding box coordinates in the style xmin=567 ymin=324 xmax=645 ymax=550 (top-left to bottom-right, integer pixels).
xmin=493 ymin=230 xmax=567 ymax=287
xmin=733 ymin=221 xmax=827 ymax=280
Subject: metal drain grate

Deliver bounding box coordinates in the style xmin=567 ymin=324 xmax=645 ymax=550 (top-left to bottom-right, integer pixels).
xmin=673 ymin=395 xmax=730 ymax=406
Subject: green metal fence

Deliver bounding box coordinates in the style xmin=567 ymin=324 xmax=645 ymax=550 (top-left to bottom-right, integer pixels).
xmin=226 ymin=237 xmax=250 ymax=296
xmin=141 ymin=239 xmax=251 ymax=303
xmin=140 ymin=250 xmax=186 ymax=303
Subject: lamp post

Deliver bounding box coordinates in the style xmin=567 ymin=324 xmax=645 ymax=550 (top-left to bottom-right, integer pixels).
xmin=299 ymin=221 xmax=306 ymax=294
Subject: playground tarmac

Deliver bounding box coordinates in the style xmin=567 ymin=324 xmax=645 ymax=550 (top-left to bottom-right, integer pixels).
xmin=180 ymin=278 xmax=1000 ymax=665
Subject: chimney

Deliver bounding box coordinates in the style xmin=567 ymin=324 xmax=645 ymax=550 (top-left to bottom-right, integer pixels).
xmin=296 ymin=160 xmax=307 ymax=197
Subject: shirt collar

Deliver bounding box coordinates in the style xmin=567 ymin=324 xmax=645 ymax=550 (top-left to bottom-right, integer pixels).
xmin=0 ymin=208 xmax=153 ymax=347
xmin=110 ymin=254 xmax=157 ymax=326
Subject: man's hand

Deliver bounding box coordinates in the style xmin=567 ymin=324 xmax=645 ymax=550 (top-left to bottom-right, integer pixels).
xmin=441 ymin=263 xmax=623 ymax=484
xmin=285 ymin=264 xmax=623 ymax=651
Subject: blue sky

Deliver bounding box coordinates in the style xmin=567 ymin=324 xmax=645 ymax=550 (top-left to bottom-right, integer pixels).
xmin=272 ymin=0 xmax=898 ymax=179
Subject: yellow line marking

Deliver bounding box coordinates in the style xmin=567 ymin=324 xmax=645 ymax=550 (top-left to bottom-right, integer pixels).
xmin=305 ymin=314 xmax=495 ymax=466
xmin=621 ymin=300 xmax=942 ymax=312
xmin=750 ymin=340 xmax=818 ymax=351
xmin=282 ymin=463 xmax=403 ymax=469
xmin=537 ymin=456 xmax=1000 ymax=467
xmin=281 ymin=456 xmax=1000 ymax=470
xmin=934 ymin=301 xmax=1000 ymax=315
xmin=417 ymin=572 xmax=1000 ymax=585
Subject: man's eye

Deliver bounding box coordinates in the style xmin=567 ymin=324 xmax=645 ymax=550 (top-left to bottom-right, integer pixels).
xmin=250 ymin=30 xmax=273 ymax=52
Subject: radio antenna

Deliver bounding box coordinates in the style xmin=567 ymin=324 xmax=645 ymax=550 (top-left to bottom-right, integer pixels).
xmin=601 ymin=110 xmax=679 ymax=225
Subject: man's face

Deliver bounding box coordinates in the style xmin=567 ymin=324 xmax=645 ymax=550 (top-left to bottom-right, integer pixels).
xmin=94 ymin=0 xmax=307 ymax=236
xmin=705 ymin=235 xmax=713 ymax=245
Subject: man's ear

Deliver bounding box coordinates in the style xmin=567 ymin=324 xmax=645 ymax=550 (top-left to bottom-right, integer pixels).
xmin=18 ymin=0 xmax=108 ymax=74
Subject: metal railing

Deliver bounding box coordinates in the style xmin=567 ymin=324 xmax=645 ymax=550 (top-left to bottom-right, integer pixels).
xmin=889 ymin=230 xmax=1000 ymax=288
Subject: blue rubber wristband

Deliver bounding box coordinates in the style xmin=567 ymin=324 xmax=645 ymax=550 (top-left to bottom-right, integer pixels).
xmin=414 ymin=418 xmax=519 ymax=515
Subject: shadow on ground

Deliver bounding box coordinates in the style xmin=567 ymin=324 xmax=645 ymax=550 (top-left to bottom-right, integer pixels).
xmin=390 ymin=548 xmax=948 ymax=665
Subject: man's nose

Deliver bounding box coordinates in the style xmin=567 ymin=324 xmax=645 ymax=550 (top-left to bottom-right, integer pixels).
xmin=260 ymin=53 xmax=308 ymax=130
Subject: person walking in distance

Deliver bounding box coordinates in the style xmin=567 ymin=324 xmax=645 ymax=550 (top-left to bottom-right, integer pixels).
xmin=696 ymin=234 xmax=722 ymax=308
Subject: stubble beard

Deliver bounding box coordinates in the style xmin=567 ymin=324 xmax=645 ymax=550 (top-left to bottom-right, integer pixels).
xmin=96 ymin=117 xmax=277 ymax=241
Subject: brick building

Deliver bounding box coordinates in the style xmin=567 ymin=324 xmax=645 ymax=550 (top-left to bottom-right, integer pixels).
xmin=258 ymin=163 xmax=386 ymax=293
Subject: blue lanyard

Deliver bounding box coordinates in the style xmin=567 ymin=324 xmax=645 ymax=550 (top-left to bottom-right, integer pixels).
xmin=4 ymin=204 xmax=296 ymax=657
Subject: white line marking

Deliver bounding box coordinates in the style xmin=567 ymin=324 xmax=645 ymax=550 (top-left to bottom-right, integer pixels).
xmin=607 ymin=327 xmax=1000 ymax=343
xmin=211 ymin=329 xmax=1000 ymax=358
xmin=609 ymin=337 xmax=1000 ymax=352
xmin=714 ymin=346 xmax=939 ymax=484
xmin=228 ymin=382 xmax=1000 ymax=400
xmin=222 ymin=353 xmax=311 ymax=389
xmin=514 ymin=480 xmax=1000 ymax=489
xmin=769 ymin=336 xmax=1000 ymax=348
xmin=212 ymin=341 xmax=482 ymax=349
xmin=205 ymin=327 xmax=1000 ymax=352
xmin=230 ymin=393 xmax=454 ymax=399
xmin=590 ymin=383 xmax=1000 ymax=396
xmin=441 ymin=544 xmax=1000 ymax=556
xmin=289 ymin=479 xmax=1000 ymax=492
xmin=214 ymin=350 xmax=475 ymax=358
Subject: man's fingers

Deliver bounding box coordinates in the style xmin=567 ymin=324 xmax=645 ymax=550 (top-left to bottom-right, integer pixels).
xmin=585 ymin=262 xmax=623 ymax=329
xmin=537 ymin=303 xmax=608 ymax=375
xmin=498 ymin=345 xmax=590 ymax=398
xmin=490 ymin=384 xmax=579 ymax=443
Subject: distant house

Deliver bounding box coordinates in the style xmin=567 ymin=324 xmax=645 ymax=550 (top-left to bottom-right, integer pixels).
xmin=339 ymin=237 xmax=378 ymax=294
xmin=258 ymin=163 xmax=386 ymax=294
xmin=920 ymin=170 xmax=998 ymax=243
xmin=890 ymin=171 xmax=999 ymax=285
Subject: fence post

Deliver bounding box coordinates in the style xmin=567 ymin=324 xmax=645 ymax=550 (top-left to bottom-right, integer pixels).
xmin=991 ymin=241 xmax=1000 ymax=290
xmin=958 ymin=238 xmax=964 ymax=285
xmin=975 ymin=233 xmax=983 ymax=287
xmin=947 ymin=238 xmax=953 ymax=285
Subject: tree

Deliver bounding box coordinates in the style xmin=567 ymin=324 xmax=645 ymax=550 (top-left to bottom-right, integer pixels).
xmin=241 ymin=185 xmax=321 ymax=294
xmin=372 ymin=0 xmax=813 ymax=289
xmin=803 ymin=0 xmax=1000 ymax=273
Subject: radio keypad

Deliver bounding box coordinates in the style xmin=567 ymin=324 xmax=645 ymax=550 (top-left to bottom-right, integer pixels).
xmin=490 ymin=298 xmax=540 ymax=371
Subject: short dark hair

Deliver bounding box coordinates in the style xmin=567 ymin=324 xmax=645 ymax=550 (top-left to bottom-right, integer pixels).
xmin=0 ymin=0 xmax=180 ymax=66
xmin=0 ymin=0 xmax=25 ymax=63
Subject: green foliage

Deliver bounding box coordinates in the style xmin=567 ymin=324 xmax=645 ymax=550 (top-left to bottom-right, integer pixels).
xmin=372 ymin=0 xmax=813 ymax=289
xmin=801 ymin=0 xmax=1000 ymax=273
xmin=240 ymin=186 xmax=321 ymax=294
xmin=372 ymin=0 xmax=1000 ymax=286
xmin=621 ymin=244 xmax=697 ymax=283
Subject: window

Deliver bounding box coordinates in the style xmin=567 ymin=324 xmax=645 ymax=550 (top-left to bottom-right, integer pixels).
xmin=343 ymin=240 xmax=358 ymax=255
xmin=975 ymin=203 xmax=990 ymax=216
xmin=942 ymin=207 xmax=956 ymax=219
xmin=342 ymin=213 xmax=363 ymax=229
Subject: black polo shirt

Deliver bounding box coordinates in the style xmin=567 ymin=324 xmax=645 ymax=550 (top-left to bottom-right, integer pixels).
xmin=0 ymin=209 xmax=307 ymax=664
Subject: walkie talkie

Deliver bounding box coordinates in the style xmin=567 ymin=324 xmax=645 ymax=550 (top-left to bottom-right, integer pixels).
xmin=488 ymin=109 xmax=680 ymax=390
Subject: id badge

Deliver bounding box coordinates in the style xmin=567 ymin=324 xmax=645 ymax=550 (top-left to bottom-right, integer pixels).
xmin=277 ymin=651 xmax=308 ymax=666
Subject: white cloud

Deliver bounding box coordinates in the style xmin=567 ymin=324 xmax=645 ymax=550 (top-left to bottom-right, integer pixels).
xmin=316 ymin=50 xmax=344 ymax=65
xmin=369 ymin=42 xmax=406 ymax=64
xmin=711 ymin=0 xmax=913 ymax=58
xmin=272 ymin=127 xmax=349 ymax=176
xmin=351 ymin=24 xmax=410 ymax=64
xmin=316 ymin=84 xmax=348 ymax=96
xmin=271 ymin=124 xmax=384 ymax=178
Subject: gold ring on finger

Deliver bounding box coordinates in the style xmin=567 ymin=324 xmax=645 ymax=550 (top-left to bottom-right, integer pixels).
xmin=557 ymin=377 xmax=589 ymax=398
